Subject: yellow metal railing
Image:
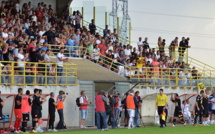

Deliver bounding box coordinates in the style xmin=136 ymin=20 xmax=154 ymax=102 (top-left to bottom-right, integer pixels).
xmin=129 ymin=67 xmax=215 ymax=88
xmin=0 ymin=61 xmax=77 ymax=86
xmin=48 ymin=44 xmax=215 ymax=88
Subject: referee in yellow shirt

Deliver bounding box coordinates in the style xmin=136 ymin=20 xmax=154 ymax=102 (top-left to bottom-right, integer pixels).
xmin=156 ymin=89 xmax=168 ymax=128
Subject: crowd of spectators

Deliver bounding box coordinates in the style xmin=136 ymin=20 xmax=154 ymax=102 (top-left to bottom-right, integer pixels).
xmin=0 ymin=0 xmax=201 ymax=87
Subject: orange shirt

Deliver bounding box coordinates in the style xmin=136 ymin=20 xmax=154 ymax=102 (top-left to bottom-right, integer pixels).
xmin=126 ymin=94 xmax=135 ymax=109
xmin=56 ymin=96 xmax=64 ymax=110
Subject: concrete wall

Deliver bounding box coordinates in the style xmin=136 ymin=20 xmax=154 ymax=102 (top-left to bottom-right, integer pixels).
xmin=0 ymin=85 xmax=79 ymax=129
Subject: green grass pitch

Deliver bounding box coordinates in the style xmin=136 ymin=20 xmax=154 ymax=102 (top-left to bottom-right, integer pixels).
xmin=42 ymin=125 xmax=215 ymax=134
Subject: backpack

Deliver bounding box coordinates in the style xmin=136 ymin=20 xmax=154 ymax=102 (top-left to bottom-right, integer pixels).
xmin=76 ymin=97 xmax=80 ymax=107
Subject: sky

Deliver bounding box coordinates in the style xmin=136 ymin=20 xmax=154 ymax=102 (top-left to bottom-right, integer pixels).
xmin=71 ymin=0 xmax=215 ymax=67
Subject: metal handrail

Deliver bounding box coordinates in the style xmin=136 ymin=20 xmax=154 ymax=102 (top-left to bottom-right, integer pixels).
xmin=0 ymin=61 xmax=77 ymax=86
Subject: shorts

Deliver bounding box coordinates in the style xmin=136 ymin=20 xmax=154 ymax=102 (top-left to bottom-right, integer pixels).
xmin=203 ymin=109 xmax=209 ymax=117
xmin=23 ymin=113 xmax=30 ymax=121
xmin=31 ymin=109 xmax=39 ymax=118
xmin=174 ymin=110 xmax=182 ymax=118
xmin=81 ymin=109 xmax=88 ymax=120
xmin=119 ymin=111 xmax=122 ymax=117
xmin=157 ymin=106 xmax=164 ymax=115
xmin=127 ymin=109 xmax=135 ymax=118
xmin=212 ymin=110 xmax=215 ymax=115
xmin=208 ymin=107 xmax=212 ymax=112
xmin=38 ymin=110 xmax=42 ymax=118
xmin=195 ymin=109 xmax=202 ymax=115
xmin=14 ymin=109 xmax=22 ymax=119
xmin=124 ymin=109 xmax=129 ymax=118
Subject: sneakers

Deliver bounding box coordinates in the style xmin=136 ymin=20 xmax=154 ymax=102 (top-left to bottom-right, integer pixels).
xmin=53 ymin=129 xmax=58 ymax=132
xmin=84 ymin=126 xmax=87 ymax=129
xmin=104 ymin=128 xmax=109 ymax=131
xmin=193 ymin=124 xmax=196 ymax=126
xmin=48 ymin=129 xmax=52 ymax=132
xmin=118 ymin=125 xmax=120 ymax=128
xmin=184 ymin=122 xmax=187 ymax=127
xmin=172 ymin=125 xmax=175 ymax=127
xmin=31 ymin=130 xmax=38 ymax=133
xmin=14 ymin=131 xmax=20 ymax=133
xmin=128 ymin=127 xmax=132 ymax=129
xmin=200 ymin=124 xmax=205 ymax=126
xmin=80 ymin=125 xmax=84 ymax=129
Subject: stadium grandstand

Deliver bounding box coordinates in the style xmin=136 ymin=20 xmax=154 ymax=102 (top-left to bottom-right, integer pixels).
xmin=0 ymin=0 xmax=214 ymax=133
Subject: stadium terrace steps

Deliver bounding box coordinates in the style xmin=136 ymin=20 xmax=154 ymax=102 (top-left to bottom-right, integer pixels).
xmin=56 ymin=58 xmax=128 ymax=82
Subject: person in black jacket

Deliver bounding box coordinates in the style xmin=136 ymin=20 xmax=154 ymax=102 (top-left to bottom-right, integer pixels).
xmin=43 ymin=27 xmax=55 ymax=44
xmin=31 ymin=88 xmax=44 ymax=133
xmin=104 ymin=92 xmax=115 ymax=129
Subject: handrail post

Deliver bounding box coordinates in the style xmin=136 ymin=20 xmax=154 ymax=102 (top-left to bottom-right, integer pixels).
xmin=11 ymin=62 xmax=14 ymax=85
xmin=117 ymin=17 xmax=119 ymax=42
xmin=105 ymin=12 xmax=107 ymax=26
xmin=93 ymin=6 xmax=96 ymax=23
xmin=168 ymin=69 xmax=170 ymax=87
xmin=66 ymin=64 xmax=68 ymax=86
xmin=82 ymin=7 xmax=84 ymax=28
xmin=34 ymin=63 xmax=36 ymax=85
xmin=176 ymin=69 xmax=178 ymax=87
xmin=45 ymin=64 xmax=47 ymax=86
xmin=23 ymin=63 xmax=25 ymax=86
xmin=204 ymin=70 xmax=205 ymax=87
xmin=55 ymin=65 xmax=58 ymax=86
xmin=129 ymin=22 xmax=131 ymax=45
xmin=210 ymin=71 xmax=212 ymax=88
xmin=161 ymin=68 xmax=163 ymax=87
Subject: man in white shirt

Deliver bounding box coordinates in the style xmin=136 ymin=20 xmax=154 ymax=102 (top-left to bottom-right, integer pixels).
xmin=137 ymin=37 xmax=143 ymax=47
xmin=24 ymin=19 xmax=31 ymax=29
xmin=124 ymin=45 xmax=131 ymax=58
xmin=15 ymin=0 xmax=20 ymax=13
xmin=146 ymin=54 xmax=153 ymax=64
xmin=17 ymin=49 xmax=29 ymax=83
xmin=2 ymin=28 xmax=8 ymax=41
xmin=181 ymin=100 xmax=193 ymax=124
xmin=56 ymin=48 xmax=69 ymax=84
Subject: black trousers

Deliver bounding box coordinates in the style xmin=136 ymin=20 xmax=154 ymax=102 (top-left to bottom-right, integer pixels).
xmin=49 ymin=113 xmax=55 ymax=129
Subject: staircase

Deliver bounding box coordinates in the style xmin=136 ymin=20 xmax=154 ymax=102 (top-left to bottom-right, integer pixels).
xmin=67 ymin=58 xmax=128 ymax=82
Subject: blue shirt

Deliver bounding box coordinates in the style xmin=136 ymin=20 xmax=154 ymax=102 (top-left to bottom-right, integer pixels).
xmin=41 ymin=47 xmax=48 ymax=52
xmin=66 ymin=38 xmax=75 ymax=50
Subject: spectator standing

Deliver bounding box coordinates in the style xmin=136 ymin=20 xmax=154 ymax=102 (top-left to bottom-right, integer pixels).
xmin=95 ymin=90 xmax=109 ymax=131
xmin=103 ymin=25 xmax=108 ymax=37
xmin=56 ymin=90 xmax=67 ymax=129
xmin=89 ymin=19 xmax=96 ymax=35
xmin=66 ymin=35 xmax=75 ymax=57
xmin=137 ymin=37 xmax=143 ymax=47
xmin=169 ymin=37 xmax=178 ymax=58
xmin=134 ymin=91 xmax=142 ymax=127
xmin=80 ymin=90 xmax=92 ymax=128
xmin=48 ymin=92 xmax=58 ymax=132
xmin=56 ymin=48 xmax=69 ymax=84
xmin=143 ymin=37 xmax=150 ymax=50
xmin=75 ymin=10 xmax=82 ymax=29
